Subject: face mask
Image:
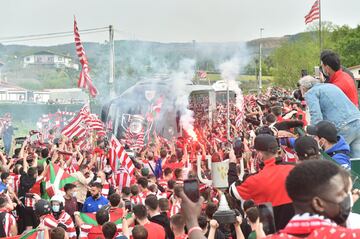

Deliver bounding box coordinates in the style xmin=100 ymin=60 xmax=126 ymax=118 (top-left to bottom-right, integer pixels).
xmin=52 ymin=205 xmax=60 ymax=213
xmin=72 ymin=192 xmax=77 ymax=198
xmin=325 ymin=194 xmax=351 ymax=225
xmin=93 ymin=193 xmax=100 ymax=199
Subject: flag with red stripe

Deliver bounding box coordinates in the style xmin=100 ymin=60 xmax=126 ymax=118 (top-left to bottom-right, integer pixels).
xmin=44 ymin=163 xmax=78 ymax=197
xmin=115 ymin=168 xmax=132 ymax=191
xmin=109 ymin=135 xmax=135 ymax=175
xmin=74 ymin=17 xmax=98 ymax=97
xmin=235 ymin=112 xmax=243 ymax=128
xmin=305 ymin=0 xmax=320 ymax=24
xmin=123 ymin=128 xmax=145 ymax=151
xmin=198 ymin=70 xmax=207 ymax=79
xmin=61 ymin=105 xmax=90 ymax=144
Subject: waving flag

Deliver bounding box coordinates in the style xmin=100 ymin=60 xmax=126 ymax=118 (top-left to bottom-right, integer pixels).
xmin=198 ymin=70 xmax=208 ymax=79
xmin=45 ymin=163 xmax=77 ymax=197
xmin=61 ymin=105 xmax=104 ymax=142
xmin=305 ymin=0 xmax=320 ymax=24
xmin=19 ymin=228 xmax=45 ymax=239
xmin=109 ymin=135 xmax=135 ymax=175
xmin=235 ymin=112 xmax=243 ymax=128
xmin=74 ymin=17 xmax=98 ymax=97
xmin=116 ymin=168 xmax=133 ymax=191
xmin=79 ymin=213 xmax=98 ymax=225
xmin=123 ymin=128 xmax=145 ymax=151
xmin=61 ymin=105 xmax=89 ymax=139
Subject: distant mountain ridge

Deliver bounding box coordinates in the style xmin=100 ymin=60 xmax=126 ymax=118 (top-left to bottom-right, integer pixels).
xmin=0 ymin=33 xmax=295 ymax=92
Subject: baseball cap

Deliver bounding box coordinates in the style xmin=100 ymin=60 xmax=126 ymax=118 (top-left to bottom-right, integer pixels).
xmin=294 ymin=136 xmax=320 ymax=158
xmin=254 ymin=134 xmax=279 ymax=153
xmin=306 ymin=121 xmax=337 ymax=143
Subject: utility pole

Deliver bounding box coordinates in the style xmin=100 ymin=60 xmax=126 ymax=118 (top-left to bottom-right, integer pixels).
xmin=259 ymin=28 xmax=264 ymax=95
xmin=192 ymin=40 xmax=197 ymax=83
xmin=109 ymin=25 xmax=115 ymax=98
xmin=226 ymin=76 xmax=230 ymax=141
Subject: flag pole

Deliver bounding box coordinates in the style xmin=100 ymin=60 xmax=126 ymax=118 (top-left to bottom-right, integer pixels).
xmin=319 ymin=0 xmax=322 ymax=53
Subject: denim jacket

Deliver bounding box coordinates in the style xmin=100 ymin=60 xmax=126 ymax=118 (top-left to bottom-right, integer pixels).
xmin=304 ymin=83 xmax=360 ymax=129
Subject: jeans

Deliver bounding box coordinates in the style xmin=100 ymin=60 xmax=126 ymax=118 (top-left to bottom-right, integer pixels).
xmin=3 ymin=137 xmax=12 ymax=156
xmin=339 ymin=119 xmax=360 ymax=159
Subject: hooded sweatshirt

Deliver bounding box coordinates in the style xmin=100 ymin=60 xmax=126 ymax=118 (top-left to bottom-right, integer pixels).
xmin=325 ymin=136 xmax=351 ymax=170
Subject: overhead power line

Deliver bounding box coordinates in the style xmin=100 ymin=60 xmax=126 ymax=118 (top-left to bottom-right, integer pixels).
xmin=0 ymin=27 xmax=108 ymax=41
xmin=0 ymin=29 xmax=108 ymax=44
xmin=0 ymin=27 xmax=109 ymax=44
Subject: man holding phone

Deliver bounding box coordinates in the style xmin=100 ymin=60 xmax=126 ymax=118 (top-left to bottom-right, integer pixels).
xmin=228 ymin=134 xmax=295 ymax=231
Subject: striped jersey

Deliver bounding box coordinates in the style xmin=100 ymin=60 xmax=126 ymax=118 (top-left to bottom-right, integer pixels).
xmin=40 ymin=214 xmax=58 ymax=229
xmin=58 ymin=211 xmax=76 ymax=239
xmin=0 ymin=211 xmax=16 ymax=237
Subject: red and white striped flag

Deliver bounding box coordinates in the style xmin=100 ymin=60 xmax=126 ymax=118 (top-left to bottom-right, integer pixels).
xmin=198 ymin=70 xmax=207 ymax=79
xmin=123 ymin=128 xmax=145 ymax=151
xmin=109 ymin=135 xmax=135 ymax=175
xmin=115 ymin=169 xmax=132 ymax=192
xmin=61 ymin=105 xmax=91 ymax=145
xmin=235 ymin=112 xmax=243 ymax=128
xmin=61 ymin=112 xmax=87 ymax=139
xmin=74 ymin=17 xmax=98 ymax=97
xmin=85 ymin=114 xmax=105 ymax=131
xmin=305 ymin=0 xmax=320 ymax=24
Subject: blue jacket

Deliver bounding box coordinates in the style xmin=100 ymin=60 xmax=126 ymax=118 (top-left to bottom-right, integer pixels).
xmin=325 ymin=136 xmax=351 ymax=170
xmin=82 ymin=195 xmax=109 ymax=213
xmin=305 ymin=83 xmax=360 ymax=130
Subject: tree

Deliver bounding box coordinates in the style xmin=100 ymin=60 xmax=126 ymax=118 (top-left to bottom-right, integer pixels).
xmin=332 ymin=25 xmax=360 ymax=67
xmin=270 ymin=22 xmax=335 ymax=87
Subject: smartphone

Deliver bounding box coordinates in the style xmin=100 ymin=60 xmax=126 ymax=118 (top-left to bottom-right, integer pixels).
xmin=183 ymin=179 xmax=200 ymax=202
xmin=124 ymin=200 xmax=133 ymax=212
xmin=258 ymin=203 xmax=276 ymax=235
xmin=314 ymin=66 xmax=320 ymax=78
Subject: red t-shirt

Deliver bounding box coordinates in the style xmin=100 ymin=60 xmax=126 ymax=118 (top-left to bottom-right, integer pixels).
xmin=87 ymin=226 xmax=104 ymax=239
xmin=164 ymin=161 xmax=184 ymax=170
xmin=234 ymin=158 xmax=294 ymax=206
xmin=330 ymin=69 xmax=359 ymax=107
xmin=143 ymin=222 xmax=166 ymax=239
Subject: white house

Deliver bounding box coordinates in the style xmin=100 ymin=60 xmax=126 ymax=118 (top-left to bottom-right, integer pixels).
xmin=0 ymin=83 xmax=27 ymax=102
xmin=33 ymin=91 xmax=50 ymax=103
xmin=45 ymin=88 xmax=89 ymax=104
xmin=349 ymin=65 xmax=360 ymax=80
xmin=23 ymin=51 xmax=79 ymax=70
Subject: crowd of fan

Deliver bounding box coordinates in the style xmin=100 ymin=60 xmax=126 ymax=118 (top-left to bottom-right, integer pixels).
xmin=0 ymin=50 xmax=359 ymax=239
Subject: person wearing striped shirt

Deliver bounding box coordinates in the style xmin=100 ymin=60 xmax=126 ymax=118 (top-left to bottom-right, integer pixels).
xmin=35 ymin=199 xmax=59 ymax=230
xmin=0 ymin=196 xmax=17 ymax=237
xmin=130 ymin=185 xmax=143 ymax=205
xmin=50 ymin=195 xmax=76 ymax=239
xmin=137 ymin=177 xmax=150 ymax=204
xmin=158 ymin=168 xmax=173 ymax=192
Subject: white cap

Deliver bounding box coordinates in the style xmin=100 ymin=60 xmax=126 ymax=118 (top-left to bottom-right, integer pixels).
xmin=50 ymin=194 xmax=65 ymax=204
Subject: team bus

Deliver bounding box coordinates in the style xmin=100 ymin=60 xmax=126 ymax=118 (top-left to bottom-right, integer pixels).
xmin=101 ymin=78 xmax=216 ymax=140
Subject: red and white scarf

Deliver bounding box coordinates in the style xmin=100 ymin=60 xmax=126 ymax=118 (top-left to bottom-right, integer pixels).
xmin=280 ymin=213 xmax=337 ymax=235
